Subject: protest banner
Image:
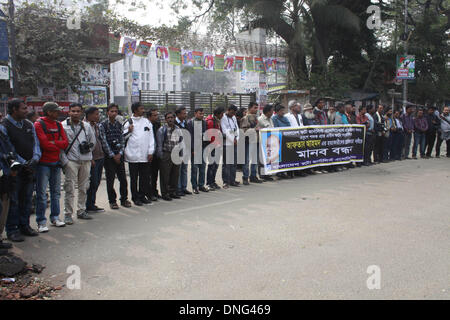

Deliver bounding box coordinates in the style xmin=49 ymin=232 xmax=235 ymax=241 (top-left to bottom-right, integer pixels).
xmin=259 ymin=125 xmax=365 ymax=174
xmin=215 ymin=55 xmax=225 ymax=72
xmin=135 ymin=41 xmax=152 ymax=57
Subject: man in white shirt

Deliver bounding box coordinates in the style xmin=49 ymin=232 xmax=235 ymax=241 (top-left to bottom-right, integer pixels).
xmin=221 ymin=105 xmax=240 ymax=188
xmin=124 ymin=102 xmax=155 ymax=206
xmin=286 ymin=100 xmax=304 ymax=128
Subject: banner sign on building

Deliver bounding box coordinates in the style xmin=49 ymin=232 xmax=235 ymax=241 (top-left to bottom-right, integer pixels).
xmin=80 ymin=64 xmax=110 ymax=86
xmin=169 ymin=47 xmax=181 ymax=65
xmin=254 ymin=57 xmax=265 ymax=73
xmin=122 ymin=37 xmax=136 ymax=57
xmin=135 ymin=41 xmax=152 ymax=57
xmin=259 ymin=125 xmax=365 ymax=174
xmin=155 ymin=46 xmax=169 ymax=61
xmin=203 ymin=54 xmax=214 ymax=71
xmin=193 ymin=51 xmax=204 ymax=70
xmin=182 ymin=49 xmax=194 ymax=67
xmin=396 ymin=55 xmax=415 ymax=80
xmin=234 ymin=56 xmax=244 ymax=72
xmin=109 ymin=33 xmax=121 ymax=54
xmin=0 ymin=18 xmax=9 ymax=63
xmin=0 ymin=65 xmax=9 ymax=80
xmin=78 ymin=86 xmax=107 ymax=108
xmin=245 ymin=57 xmax=254 ymax=72
xmin=215 ymin=55 xmax=225 ymax=72
xmin=224 ymin=56 xmax=235 ymax=72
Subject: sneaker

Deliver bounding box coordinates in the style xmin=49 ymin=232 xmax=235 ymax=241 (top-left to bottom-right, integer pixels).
xmin=64 ymin=215 xmax=74 ymax=225
xmin=7 ymin=232 xmax=24 ymax=242
xmin=38 ymin=224 xmax=49 ymax=233
xmin=242 ymin=178 xmax=249 ymax=185
xmin=207 ymin=185 xmax=216 ymax=191
xmin=77 ymin=211 xmax=93 ymax=220
xmin=213 ymin=183 xmax=221 ymax=190
xmin=199 ymin=186 xmax=209 ymax=192
xmin=142 ymin=198 xmax=152 ymax=205
xmin=193 ymin=188 xmax=199 ymax=194
xmin=183 ymin=190 xmax=193 ymax=195
xmin=250 ymin=177 xmax=263 ymax=183
xmin=51 ymin=219 xmax=66 ymax=227
xmin=223 ymin=184 xmax=229 ymax=189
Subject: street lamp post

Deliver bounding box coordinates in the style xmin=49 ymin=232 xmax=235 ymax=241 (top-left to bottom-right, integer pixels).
xmin=7 ymin=0 xmax=18 ymax=97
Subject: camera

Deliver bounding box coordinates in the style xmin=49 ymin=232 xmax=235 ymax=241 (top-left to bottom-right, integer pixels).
xmin=111 ymin=139 xmax=122 ymax=152
xmin=3 ymin=152 xmax=22 ymax=171
xmin=79 ymin=141 xmax=94 ymax=155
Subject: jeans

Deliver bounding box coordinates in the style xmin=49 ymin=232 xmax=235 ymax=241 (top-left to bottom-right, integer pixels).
xmin=129 ymin=162 xmax=151 ymax=202
xmin=413 ymin=132 xmax=426 ymax=157
xmin=6 ymin=173 xmax=34 ymax=235
xmin=35 ymin=163 xmax=62 ymax=225
xmin=86 ymin=158 xmax=104 ymax=209
xmin=242 ymin=142 xmax=257 ymax=180
xmin=191 ymin=161 xmax=206 ymax=189
xmin=177 ymin=163 xmax=188 ymax=192
xmin=390 ymin=131 xmax=404 ymax=160
xmin=104 ymin=157 xmax=128 ymax=204
xmin=222 ymin=144 xmax=237 ymax=185
xmin=435 ymin=136 xmax=450 ymax=156
xmin=403 ymin=132 xmax=412 ymax=158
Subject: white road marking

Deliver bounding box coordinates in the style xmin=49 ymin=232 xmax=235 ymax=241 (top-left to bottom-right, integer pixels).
xmin=164 ymin=198 xmax=244 ymax=215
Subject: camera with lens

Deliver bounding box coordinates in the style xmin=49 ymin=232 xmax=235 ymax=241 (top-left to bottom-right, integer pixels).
xmin=79 ymin=141 xmax=94 ymax=154
xmin=3 ymin=152 xmax=22 ymax=172
xmin=111 ymin=139 xmax=122 ymax=152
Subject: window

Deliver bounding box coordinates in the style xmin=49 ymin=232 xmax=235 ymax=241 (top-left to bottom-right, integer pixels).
xmin=146 ymin=59 xmax=150 ymax=72
xmin=124 ymin=81 xmax=128 ymax=94
xmin=158 ymin=83 xmax=161 ymax=91
xmin=157 ymin=61 xmax=161 ymax=73
xmin=141 ymin=73 xmax=144 ymax=81
xmin=123 ymin=72 xmax=127 ymax=80
xmin=146 ymin=73 xmax=149 ymax=81
xmin=173 ymin=83 xmax=176 ymax=91
xmin=147 ymin=83 xmax=150 ymax=90
xmin=123 ymin=59 xmax=127 ymax=71
xmin=141 ymin=59 xmax=144 ymax=70
xmin=162 ymin=83 xmax=166 ymax=91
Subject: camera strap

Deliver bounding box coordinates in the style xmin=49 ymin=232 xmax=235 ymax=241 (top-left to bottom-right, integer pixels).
xmin=65 ymin=120 xmax=84 ymax=154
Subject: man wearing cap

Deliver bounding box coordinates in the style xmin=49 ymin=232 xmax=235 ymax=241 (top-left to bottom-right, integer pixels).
xmin=34 ymin=102 xmax=69 ymax=232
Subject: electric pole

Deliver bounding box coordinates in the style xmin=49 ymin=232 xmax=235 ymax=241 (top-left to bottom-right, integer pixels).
xmin=402 ymin=0 xmax=408 ymax=111
xmin=8 ymin=0 xmax=18 ymax=97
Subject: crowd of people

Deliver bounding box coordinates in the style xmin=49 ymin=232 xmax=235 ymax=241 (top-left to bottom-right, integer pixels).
xmin=0 ymin=98 xmax=449 ymax=255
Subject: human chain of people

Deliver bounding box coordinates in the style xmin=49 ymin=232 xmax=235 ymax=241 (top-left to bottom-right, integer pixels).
xmin=0 ymin=98 xmax=449 ymax=255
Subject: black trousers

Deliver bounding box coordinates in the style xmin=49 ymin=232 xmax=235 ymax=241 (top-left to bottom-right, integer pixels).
xmin=128 ymin=162 xmax=151 ymax=202
xmin=374 ymin=135 xmax=384 ymax=162
xmin=364 ymin=134 xmax=375 ymax=164
xmin=104 ymin=157 xmax=128 ymax=204
xmin=150 ymin=157 xmax=160 ymax=197
xmin=159 ymin=152 xmax=180 ymax=196
xmin=425 ymin=131 xmax=437 ymax=156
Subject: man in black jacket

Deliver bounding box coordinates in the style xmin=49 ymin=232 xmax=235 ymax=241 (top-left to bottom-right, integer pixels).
xmin=187 ymin=107 xmax=209 ymax=194
xmin=425 ymin=106 xmax=440 ymax=158
xmin=373 ymin=105 xmax=386 ymax=163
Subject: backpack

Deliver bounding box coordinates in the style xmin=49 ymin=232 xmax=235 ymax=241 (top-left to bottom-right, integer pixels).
xmin=38 ymin=119 xmax=63 ymax=140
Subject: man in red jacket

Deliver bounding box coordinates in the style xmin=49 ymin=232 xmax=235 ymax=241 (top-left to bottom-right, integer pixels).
xmin=205 ymin=106 xmax=224 ymax=190
xmin=34 ymin=102 xmax=69 ymax=232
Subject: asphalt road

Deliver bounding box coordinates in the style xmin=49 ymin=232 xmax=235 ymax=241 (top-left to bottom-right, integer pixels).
xmin=9 ymin=157 xmax=450 ymax=299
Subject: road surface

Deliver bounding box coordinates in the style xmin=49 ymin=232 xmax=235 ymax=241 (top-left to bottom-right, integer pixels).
xmin=9 ymin=157 xmax=450 ymax=299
